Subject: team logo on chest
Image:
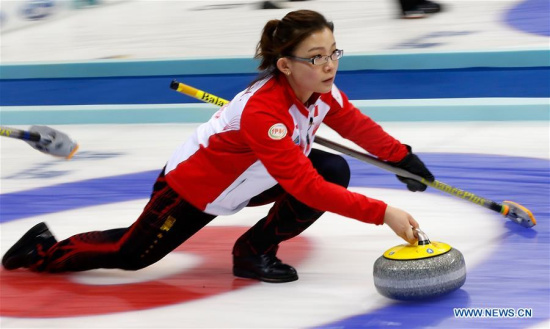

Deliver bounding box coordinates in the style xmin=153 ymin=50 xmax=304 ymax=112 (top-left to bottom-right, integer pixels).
xmin=268 ymin=123 xmax=287 ymax=140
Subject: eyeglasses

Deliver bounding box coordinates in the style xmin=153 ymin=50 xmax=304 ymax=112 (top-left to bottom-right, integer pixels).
xmin=287 ymin=49 xmax=344 ymax=66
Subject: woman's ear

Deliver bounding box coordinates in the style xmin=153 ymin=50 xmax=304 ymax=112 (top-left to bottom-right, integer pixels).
xmin=276 ymin=57 xmax=292 ymax=76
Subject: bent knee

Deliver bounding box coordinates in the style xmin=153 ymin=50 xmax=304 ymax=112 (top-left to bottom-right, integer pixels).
xmin=316 ymin=153 xmax=350 ymax=187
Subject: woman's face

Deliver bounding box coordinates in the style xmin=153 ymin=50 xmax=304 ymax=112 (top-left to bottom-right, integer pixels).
xmin=280 ymin=27 xmax=339 ymax=103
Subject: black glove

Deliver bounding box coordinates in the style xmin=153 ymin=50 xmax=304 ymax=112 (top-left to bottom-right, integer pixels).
xmin=390 ymin=145 xmax=434 ymax=192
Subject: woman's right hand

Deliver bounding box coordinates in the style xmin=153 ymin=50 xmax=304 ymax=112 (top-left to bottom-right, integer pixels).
xmin=383 ymin=205 xmax=419 ymax=244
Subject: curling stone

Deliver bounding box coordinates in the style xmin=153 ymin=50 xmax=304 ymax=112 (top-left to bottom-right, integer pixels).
xmin=373 ymin=228 xmax=466 ymax=300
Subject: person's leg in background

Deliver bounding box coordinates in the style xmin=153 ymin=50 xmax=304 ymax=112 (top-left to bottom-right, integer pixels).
xmin=398 ymin=0 xmax=443 ymax=19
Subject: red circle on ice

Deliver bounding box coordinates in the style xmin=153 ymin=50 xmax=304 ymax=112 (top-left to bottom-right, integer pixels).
xmin=0 ymin=226 xmax=311 ymax=317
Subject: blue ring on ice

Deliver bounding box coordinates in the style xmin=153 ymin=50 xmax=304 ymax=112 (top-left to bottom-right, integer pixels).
xmin=505 ymin=0 xmax=550 ymax=37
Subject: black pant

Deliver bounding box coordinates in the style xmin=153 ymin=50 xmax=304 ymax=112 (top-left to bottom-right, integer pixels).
xmin=399 ymin=0 xmax=426 ymax=12
xmin=38 ymin=148 xmax=350 ymax=272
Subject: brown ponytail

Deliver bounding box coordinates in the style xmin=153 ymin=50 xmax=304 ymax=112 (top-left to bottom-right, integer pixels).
xmin=251 ymin=10 xmax=334 ymax=84
xmin=256 ymin=19 xmax=281 ymax=72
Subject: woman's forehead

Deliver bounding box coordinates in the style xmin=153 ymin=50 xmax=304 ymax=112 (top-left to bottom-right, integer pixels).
xmin=297 ymin=28 xmax=336 ymax=53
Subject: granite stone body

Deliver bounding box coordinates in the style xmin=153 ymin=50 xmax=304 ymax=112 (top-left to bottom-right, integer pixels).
xmin=373 ymin=248 xmax=466 ymax=300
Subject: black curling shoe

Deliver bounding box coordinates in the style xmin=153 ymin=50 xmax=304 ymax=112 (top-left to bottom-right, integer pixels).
xmin=2 ymin=222 xmax=57 ymax=270
xmin=418 ymin=0 xmax=442 ymax=14
xmin=233 ymin=253 xmax=298 ymax=283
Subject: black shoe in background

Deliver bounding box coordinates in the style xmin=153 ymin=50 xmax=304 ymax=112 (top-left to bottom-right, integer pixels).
xmin=2 ymin=222 xmax=57 ymax=270
xmin=233 ymin=253 xmax=298 ymax=283
xmin=400 ymin=0 xmax=442 ymax=18
xmin=418 ymin=0 xmax=442 ymax=14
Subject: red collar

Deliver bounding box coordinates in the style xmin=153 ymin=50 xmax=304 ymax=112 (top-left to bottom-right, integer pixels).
xmin=277 ymin=74 xmax=322 ymax=117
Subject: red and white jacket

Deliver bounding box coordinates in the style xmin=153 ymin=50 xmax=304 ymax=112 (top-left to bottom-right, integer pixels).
xmin=165 ymin=75 xmax=407 ymax=225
